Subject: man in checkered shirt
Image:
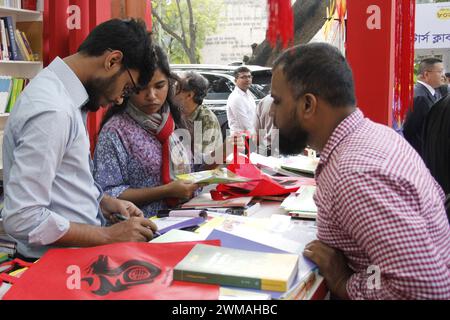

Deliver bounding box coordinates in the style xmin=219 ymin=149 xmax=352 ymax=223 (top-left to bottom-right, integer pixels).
xmin=270 ymin=43 xmax=450 ymax=300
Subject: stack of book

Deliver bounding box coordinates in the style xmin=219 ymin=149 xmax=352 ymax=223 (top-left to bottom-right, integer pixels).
xmin=169 ymin=214 xmax=320 ymax=300
xmin=173 ymin=244 xmax=300 ymax=293
xmin=0 ymin=75 xmax=29 ymax=113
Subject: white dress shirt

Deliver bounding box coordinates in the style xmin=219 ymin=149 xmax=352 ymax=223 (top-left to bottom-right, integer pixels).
xmin=226 ymin=86 xmax=256 ymax=135
xmin=1 ymin=57 xmax=104 ymax=258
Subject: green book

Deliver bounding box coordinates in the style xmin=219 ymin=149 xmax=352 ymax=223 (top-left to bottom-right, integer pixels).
xmin=173 ymin=244 xmax=299 ymax=292
xmin=5 ymin=77 xmax=23 ymax=113
xmin=0 ymin=252 xmax=8 ymax=263
xmin=176 ymin=168 xmax=252 ymax=185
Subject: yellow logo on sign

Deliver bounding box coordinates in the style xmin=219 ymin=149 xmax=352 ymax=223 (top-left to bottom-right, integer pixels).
xmin=437 ymin=8 xmax=450 ymax=20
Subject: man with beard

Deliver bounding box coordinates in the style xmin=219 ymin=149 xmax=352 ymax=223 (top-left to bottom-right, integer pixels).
xmin=1 ymin=19 xmax=158 ymax=259
xmin=270 ymin=43 xmax=450 ymax=299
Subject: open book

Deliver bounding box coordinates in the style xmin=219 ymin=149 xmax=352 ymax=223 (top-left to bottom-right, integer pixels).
xmin=176 ymin=168 xmax=252 ymax=185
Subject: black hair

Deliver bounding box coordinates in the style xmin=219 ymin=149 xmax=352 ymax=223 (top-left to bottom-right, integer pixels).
xmin=78 ymin=18 xmax=155 ymax=87
xmin=445 ymin=72 xmax=450 ymax=78
xmin=180 ymin=71 xmax=209 ymax=105
xmin=418 ymin=58 xmax=443 ymax=76
xmin=101 ymin=45 xmax=184 ymax=129
xmin=234 ymin=66 xmax=251 ymax=79
xmin=273 ymin=42 xmax=356 ymax=107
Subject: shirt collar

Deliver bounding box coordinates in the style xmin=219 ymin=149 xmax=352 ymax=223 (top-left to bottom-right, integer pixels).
xmin=235 ymin=86 xmax=249 ymax=96
xmin=417 ymin=80 xmax=436 ymax=96
xmin=318 ymin=108 xmax=365 ymax=167
xmin=47 ymin=57 xmax=89 ymax=109
xmin=189 ymin=105 xmax=203 ymax=121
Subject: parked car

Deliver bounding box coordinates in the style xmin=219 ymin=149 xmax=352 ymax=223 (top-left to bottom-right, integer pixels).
xmin=171 ymin=64 xmax=272 ymax=139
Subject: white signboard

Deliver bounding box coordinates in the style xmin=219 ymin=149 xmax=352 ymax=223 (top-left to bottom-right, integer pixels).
xmin=415 ymin=2 xmax=450 ymax=49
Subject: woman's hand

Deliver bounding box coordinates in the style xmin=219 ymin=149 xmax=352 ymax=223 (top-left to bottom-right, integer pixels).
xmin=166 ymin=180 xmax=200 ymax=200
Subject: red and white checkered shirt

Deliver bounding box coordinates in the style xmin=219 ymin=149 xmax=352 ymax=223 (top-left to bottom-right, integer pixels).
xmin=315 ymin=109 xmax=450 ymax=300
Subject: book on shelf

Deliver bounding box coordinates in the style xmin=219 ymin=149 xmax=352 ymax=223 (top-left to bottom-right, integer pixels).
xmin=177 ymin=168 xmax=253 ymax=185
xmin=0 ymin=16 xmax=20 ymax=61
xmin=0 ymin=19 xmax=9 ymax=60
xmin=173 ymin=243 xmax=299 ymax=292
xmin=0 ymin=75 xmax=12 ymax=113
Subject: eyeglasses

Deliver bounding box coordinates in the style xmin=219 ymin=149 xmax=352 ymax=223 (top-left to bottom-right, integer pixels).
xmin=122 ymin=67 xmax=139 ymax=98
xmin=106 ymin=48 xmax=139 ymax=98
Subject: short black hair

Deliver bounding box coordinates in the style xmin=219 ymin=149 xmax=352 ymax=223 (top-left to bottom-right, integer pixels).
xmin=273 ymin=42 xmax=356 ymax=107
xmin=234 ymin=66 xmax=251 ymax=79
xmin=78 ymin=18 xmax=155 ymax=87
xmin=418 ymin=58 xmax=443 ymax=76
xmin=181 ymin=71 xmax=209 ymax=105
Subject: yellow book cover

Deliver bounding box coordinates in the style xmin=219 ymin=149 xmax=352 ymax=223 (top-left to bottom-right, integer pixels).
xmin=173 ymin=244 xmax=299 ymax=292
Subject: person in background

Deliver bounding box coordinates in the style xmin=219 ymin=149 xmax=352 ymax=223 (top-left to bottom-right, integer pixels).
xmin=438 ymin=73 xmax=449 ymax=98
xmin=226 ymin=66 xmax=256 ymax=136
xmin=422 ymin=94 xmax=450 ymax=220
xmin=403 ymin=58 xmax=445 ymax=156
xmin=2 ymin=19 xmax=158 ymax=259
xmin=174 ymin=71 xmax=244 ymax=169
xmin=174 ymin=71 xmax=222 ymax=168
xmin=254 ymin=95 xmax=279 ymax=156
xmin=94 ymin=45 xmax=200 ymax=218
xmin=270 ymin=42 xmax=450 ymax=299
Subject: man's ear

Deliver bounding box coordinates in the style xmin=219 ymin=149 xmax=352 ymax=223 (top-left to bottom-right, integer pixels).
xmin=105 ymin=50 xmax=124 ymax=71
xmin=302 ymin=93 xmax=318 ymax=120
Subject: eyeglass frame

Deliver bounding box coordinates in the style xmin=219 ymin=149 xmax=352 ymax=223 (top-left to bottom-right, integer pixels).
xmin=106 ymin=48 xmax=140 ymax=98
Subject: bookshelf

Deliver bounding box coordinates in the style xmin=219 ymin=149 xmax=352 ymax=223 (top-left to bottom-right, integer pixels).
xmin=0 ymin=5 xmax=42 ymax=178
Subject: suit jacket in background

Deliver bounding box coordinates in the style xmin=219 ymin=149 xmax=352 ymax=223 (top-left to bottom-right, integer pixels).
xmin=403 ymin=82 xmax=437 ymax=156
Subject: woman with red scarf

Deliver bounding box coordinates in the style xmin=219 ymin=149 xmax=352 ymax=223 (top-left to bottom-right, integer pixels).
xmin=93 ymin=46 xmax=200 ymax=217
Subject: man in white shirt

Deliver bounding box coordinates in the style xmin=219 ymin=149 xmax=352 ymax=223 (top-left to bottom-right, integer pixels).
xmin=403 ymin=58 xmax=445 ymax=156
xmin=226 ymin=67 xmax=257 ymax=136
xmin=2 ymin=19 xmax=157 ymax=259
xmin=254 ymin=95 xmax=279 ymax=156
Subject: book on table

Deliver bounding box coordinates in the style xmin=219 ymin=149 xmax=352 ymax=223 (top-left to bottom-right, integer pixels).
xmin=173 ymin=243 xmax=299 ymax=292
xmin=181 ymin=192 xmax=253 ymax=209
xmin=176 ymin=168 xmax=253 ymax=185
xmin=280 ymin=186 xmax=318 ymax=219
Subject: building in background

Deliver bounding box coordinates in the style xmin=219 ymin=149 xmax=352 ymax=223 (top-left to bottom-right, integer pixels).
xmin=201 ymin=0 xmax=267 ymax=65
xmin=415 ymin=1 xmax=450 ymax=71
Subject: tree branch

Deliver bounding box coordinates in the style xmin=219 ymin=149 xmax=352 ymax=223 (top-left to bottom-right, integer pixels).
xmin=186 ymin=0 xmax=196 ymax=51
xmin=151 ymin=7 xmax=185 ymax=47
xmin=176 ymin=0 xmax=188 ymax=46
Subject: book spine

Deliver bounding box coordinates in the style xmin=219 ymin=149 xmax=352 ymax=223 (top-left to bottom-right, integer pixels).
xmin=15 ymin=29 xmax=29 ymax=61
xmin=173 ymin=269 xmax=264 ymax=291
xmin=2 ymin=16 xmax=20 ymax=61
xmin=20 ymin=31 xmax=34 ymax=61
xmin=0 ymin=20 xmax=9 ymax=61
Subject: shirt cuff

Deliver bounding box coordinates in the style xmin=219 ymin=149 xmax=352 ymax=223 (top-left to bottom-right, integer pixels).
xmin=28 ymin=211 xmax=71 ymax=246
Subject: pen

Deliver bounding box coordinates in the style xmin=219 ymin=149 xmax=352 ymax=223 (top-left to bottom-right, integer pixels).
xmin=113 ymin=213 xmax=161 ymax=237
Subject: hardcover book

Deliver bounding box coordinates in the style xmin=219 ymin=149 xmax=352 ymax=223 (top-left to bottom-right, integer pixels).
xmin=173 ymin=244 xmax=299 ymax=292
